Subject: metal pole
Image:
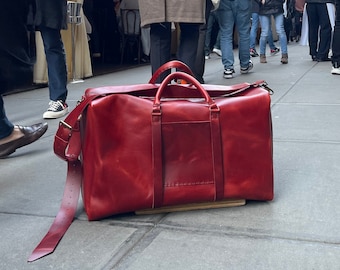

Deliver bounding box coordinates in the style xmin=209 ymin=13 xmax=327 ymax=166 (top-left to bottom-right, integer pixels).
xmin=67 ymin=1 xmax=83 ymax=83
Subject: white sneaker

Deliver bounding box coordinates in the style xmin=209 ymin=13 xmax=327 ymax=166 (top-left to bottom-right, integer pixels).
xmin=331 ymin=66 xmax=340 ymax=75
xmin=43 ymin=100 xmax=69 ymax=119
xmin=212 ymin=48 xmax=222 ymax=57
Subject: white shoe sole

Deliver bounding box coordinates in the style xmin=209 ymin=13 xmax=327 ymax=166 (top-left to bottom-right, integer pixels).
xmin=213 ymin=48 xmax=222 ymax=57
xmin=331 ymin=68 xmax=340 ymax=75
xmin=43 ymin=108 xmax=69 ymax=119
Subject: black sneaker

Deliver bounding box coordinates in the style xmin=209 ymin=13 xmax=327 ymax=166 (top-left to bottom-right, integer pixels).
xmin=240 ymin=60 xmax=254 ymax=74
xmin=43 ymin=100 xmax=68 ymax=119
xmin=223 ymin=68 xmax=235 ymax=79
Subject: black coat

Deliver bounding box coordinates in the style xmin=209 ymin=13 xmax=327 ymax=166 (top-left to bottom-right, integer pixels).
xmin=257 ymin=0 xmax=285 ymax=15
xmin=306 ymin=0 xmax=335 ymax=3
xmin=252 ymin=0 xmax=260 ymax=13
xmin=34 ymin=0 xmax=68 ymax=30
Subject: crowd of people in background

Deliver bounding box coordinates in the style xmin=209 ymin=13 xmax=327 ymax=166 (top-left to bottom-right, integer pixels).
xmin=0 ymin=0 xmax=339 ymax=158
xmin=202 ymin=0 xmax=339 ymax=75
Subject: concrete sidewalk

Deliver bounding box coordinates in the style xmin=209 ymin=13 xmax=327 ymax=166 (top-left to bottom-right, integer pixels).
xmin=1 ymin=43 xmax=340 ymax=270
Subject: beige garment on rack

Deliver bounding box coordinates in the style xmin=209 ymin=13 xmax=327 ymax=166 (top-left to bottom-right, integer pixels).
xmin=33 ymin=0 xmax=93 ymax=84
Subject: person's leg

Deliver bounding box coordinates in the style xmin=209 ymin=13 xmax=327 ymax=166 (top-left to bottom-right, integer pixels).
xmin=0 ymin=95 xmax=14 ymax=140
xmin=212 ymin=11 xmax=221 ymax=50
xmin=295 ymin=10 xmax=303 ymax=40
xmin=331 ymin=0 xmax=340 ymax=73
xmin=268 ymin=28 xmax=277 ymax=50
xmin=235 ymin=0 xmax=251 ymax=69
xmin=0 ymin=96 xmax=48 ymax=157
xmin=250 ymin=12 xmax=259 ymax=50
xmin=214 ymin=28 xmax=221 ymax=50
xmin=178 ymin=23 xmax=200 ymax=78
xmin=205 ymin=12 xmax=215 ymax=56
xmin=194 ymin=0 xmax=213 ymax=83
xmin=217 ymin=0 xmax=235 ymax=70
xmin=274 ymin=13 xmax=288 ymax=55
xmin=39 ymin=26 xmax=68 ymax=102
xmin=267 ymin=17 xmax=280 ymax=54
xmin=274 ymin=13 xmax=288 ymax=63
xmin=259 ymin=15 xmax=270 ymax=56
xmin=316 ymin=3 xmax=332 ymax=60
xmin=150 ymin=22 xmax=172 ymax=82
xmin=306 ymin=3 xmax=319 ymax=59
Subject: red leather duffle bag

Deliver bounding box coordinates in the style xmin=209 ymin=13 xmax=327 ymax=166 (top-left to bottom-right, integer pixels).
xmin=29 ymin=61 xmax=274 ymax=262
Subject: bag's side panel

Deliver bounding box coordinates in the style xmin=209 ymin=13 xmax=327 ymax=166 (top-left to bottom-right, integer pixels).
xmin=218 ymin=88 xmax=274 ymax=201
xmin=81 ymin=94 xmax=156 ymax=220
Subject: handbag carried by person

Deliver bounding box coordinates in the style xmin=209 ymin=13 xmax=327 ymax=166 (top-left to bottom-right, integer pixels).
xmin=28 ymin=61 xmax=274 ymax=262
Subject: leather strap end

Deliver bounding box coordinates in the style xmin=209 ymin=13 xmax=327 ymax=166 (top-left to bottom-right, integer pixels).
xmin=28 ymin=160 xmax=82 ymax=262
xmin=28 ymin=247 xmax=55 ymax=262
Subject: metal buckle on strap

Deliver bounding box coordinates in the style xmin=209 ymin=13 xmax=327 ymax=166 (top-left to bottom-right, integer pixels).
xmin=259 ymin=81 xmax=274 ymax=95
xmin=59 ymin=120 xmax=72 ymax=130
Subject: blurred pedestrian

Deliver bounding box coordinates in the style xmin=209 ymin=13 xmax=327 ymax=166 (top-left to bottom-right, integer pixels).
xmin=138 ymin=0 xmax=206 ymax=83
xmin=195 ymin=0 xmax=214 ymax=84
xmin=204 ymin=6 xmax=222 ymax=60
xmin=258 ymin=0 xmax=289 ymax=64
xmin=34 ymin=0 xmax=69 ymax=119
xmin=293 ymin=0 xmax=306 ymax=42
xmin=250 ymin=0 xmax=281 ymax=57
xmin=306 ymin=0 xmax=335 ymax=61
xmin=217 ymin=0 xmax=253 ymax=79
xmin=0 ymin=0 xmax=48 ymax=158
xmin=331 ymin=0 xmax=340 ymax=74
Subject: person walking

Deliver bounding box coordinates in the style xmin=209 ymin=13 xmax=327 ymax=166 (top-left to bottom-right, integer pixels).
xmin=0 ymin=0 xmax=48 ymax=158
xmin=305 ymin=0 xmax=335 ymax=61
xmin=138 ymin=0 xmax=206 ymax=83
xmin=204 ymin=7 xmax=222 ymax=60
xmin=258 ymin=0 xmax=289 ymax=64
xmin=217 ymin=0 xmax=253 ymax=79
xmin=293 ymin=0 xmax=306 ymax=42
xmin=331 ymin=0 xmax=340 ymax=74
xmin=250 ymin=0 xmax=281 ymax=57
xmin=34 ymin=0 xmax=69 ymax=119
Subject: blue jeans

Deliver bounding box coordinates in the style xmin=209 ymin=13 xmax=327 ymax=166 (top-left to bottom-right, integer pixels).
xmin=39 ymin=26 xmax=68 ymax=102
xmin=217 ymin=0 xmax=251 ymax=69
xmin=259 ymin=13 xmax=287 ymax=55
xmin=0 ymin=95 xmax=14 ymax=140
xmin=250 ymin=13 xmax=277 ymax=50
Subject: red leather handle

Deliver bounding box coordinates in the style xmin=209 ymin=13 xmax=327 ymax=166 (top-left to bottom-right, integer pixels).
xmin=149 ymin=60 xmax=194 ymax=84
xmin=154 ymin=71 xmax=215 ymax=106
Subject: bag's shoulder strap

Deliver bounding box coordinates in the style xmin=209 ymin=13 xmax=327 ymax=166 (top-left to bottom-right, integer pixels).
xmin=29 ymin=85 xmax=159 ymax=262
xmin=28 ymin=160 xmax=82 ymax=262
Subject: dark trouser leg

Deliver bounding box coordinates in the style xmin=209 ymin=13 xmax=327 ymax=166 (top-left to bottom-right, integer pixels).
xmin=306 ymin=3 xmax=319 ymax=57
xmin=194 ymin=0 xmax=213 ymax=83
xmin=178 ymin=23 xmax=200 ymax=79
xmin=150 ymin=23 xmax=172 ymax=83
xmin=0 ymin=95 xmax=14 ymax=140
xmin=295 ymin=11 xmax=303 ymax=36
xmin=317 ymin=3 xmax=332 ymax=59
xmin=332 ymin=0 xmax=340 ymax=65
